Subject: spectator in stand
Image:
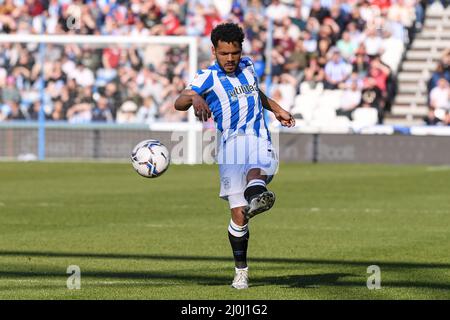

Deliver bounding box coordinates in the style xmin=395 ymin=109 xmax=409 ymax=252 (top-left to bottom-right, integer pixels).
xmin=316 ymin=38 xmax=332 ymax=67
xmin=346 ymin=21 xmax=365 ymax=47
xmin=337 ymin=79 xmax=362 ymax=119
xmin=116 ymin=100 xmax=138 ymax=124
xmin=352 ymin=47 xmax=371 ymax=78
xmin=442 ymin=49 xmax=450 ymax=71
xmin=92 ymin=95 xmax=114 ymax=122
xmin=2 ymin=76 xmax=20 ymax=105
xmin=380 ymin=28 xmax=404 ymax=74
xmin=320 ymin=18 xmax=340 ymax=44
xmin=324 ymin=48 xmax=351 ymax=89
xmin=428 ymin=62 xmax=450 ymax=94
xmin=71 ymin=60 xmax=95 ymax=87
xmin=423 ymin=108 xmax=443 ymax=126
xmin=228 ymin=2 xmax=245 ymax=23
xmin=162 ymin=3 xmax=184 ymax=35
xmin=359 ymin=0 xmax=380 ymax=26
xmin=305 ymin=16 xmax=321 ymax=38
xmin=284 ymin=39 xmax=309 ymax=82
xmin=130 ymin=16 xmax=151 ymax=36
xmin=387 ymin=0 xmax=416 ymax=44
xmin=414 ymin=0 xmax=425 ymax=30
xmin=300 ymin=57 xmax=325 ymax=94
xmin=349 ymin=4 xmax=367 ymax=31
xmin=280 ymin=16 xmax=302 ymax=45
xmin=66 ymin=102 xmax=92 ymax=124
xmin=273 ymin=18 xmax=298 ymax=54
xmin=359 ymin=76 xmax=385 ymax=123
xmin=371 ymin=0 xmax=392 ymax=14
xmin=368 ymin=55 xmax=391 ymax=95
xmin=337 ymin=31 xmax=358 ymax=61
xmin=429 ymin=78 xmax=450 ymax=112
xmin=342 ymin=71 xmax=365 ymax=90
xmin=290 ymin=0 xmax=311 ymax=25
xmin=203 ymin=5 xmax=222 ymax=35
xmin=246 ymin=0 xmax=266 ymax=17
xmin=186 ymin=4 xmax=206 ymax=36
xmin=6 ymin=101 xmax=25 ymax=120
xmin=271 ymin=45 xmax=288 ymax=77
xmin=136 ymin=96 xmax=159 ymax=124
xmin=309 ymin=0 xmax=330 ymax=24
xmin=329 ymin=3 xmax=350 ymax=33
xmin=265 ymin=0 xmax=290 ymax=22
xmin=302 ymin=30 xmax=318 ymax=54
xmin=445 ymin=111 xmax=450 ymax=126
xmin=51 ymin=100 xmax=66 ymax=121
xmin=364 ymin=27 xmax=384 ymax=58
xmin=0 ymin=104 xmax=8 ymax=121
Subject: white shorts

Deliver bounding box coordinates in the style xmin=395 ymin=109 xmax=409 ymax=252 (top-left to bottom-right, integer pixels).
xmin=217 ymin=134 xmax=278 ymax=209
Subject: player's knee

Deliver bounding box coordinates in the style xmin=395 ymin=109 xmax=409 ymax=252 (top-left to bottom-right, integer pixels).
xmin=231 ymin=207 xmax=247 ymax=225
xmin=246 ymin=168 xmax=267 ymax=182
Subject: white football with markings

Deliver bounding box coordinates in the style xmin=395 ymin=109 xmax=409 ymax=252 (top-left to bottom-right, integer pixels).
xmin=131 ymin=140 xmax=170 ymax=178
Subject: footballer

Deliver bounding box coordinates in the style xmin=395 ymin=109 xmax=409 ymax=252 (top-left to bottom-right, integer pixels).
xmin=174 ymin=22 xmax=295 ymax=289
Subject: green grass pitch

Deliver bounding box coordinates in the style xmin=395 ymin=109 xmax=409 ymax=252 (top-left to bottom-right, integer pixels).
xmin=0 ymin=162 xmax=449 ymax=299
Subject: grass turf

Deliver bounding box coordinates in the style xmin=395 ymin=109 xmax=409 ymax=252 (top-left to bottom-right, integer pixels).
xmin=0 ymin=162 xmax=449 ymax=299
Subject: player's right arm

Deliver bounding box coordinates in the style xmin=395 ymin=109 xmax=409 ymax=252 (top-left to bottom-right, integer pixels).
xmin=174 ymin=90 xmax=211 ymax=122
xmin=174 ymin=70 xmax=213 ymax=122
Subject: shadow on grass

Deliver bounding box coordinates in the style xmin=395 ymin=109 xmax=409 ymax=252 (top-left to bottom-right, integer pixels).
xmin=0 ymin=250 xmax=449 ymax=269
xmin=0 ymin=272 xmax=353 ymax=290
xmin=0 ymin=250 xmax=450 ymax=291
xmin=0 ymin=269 xmax=450 ymax=292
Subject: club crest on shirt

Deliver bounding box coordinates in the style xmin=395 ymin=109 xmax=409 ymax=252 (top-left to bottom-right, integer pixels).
xmin=221 ymin=177 xmax=231 ymax=190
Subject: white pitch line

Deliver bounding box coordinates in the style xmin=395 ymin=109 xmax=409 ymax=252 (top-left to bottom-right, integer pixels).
xmin=0 ymin=279 xmax=180 ymax=286
xmin=426 ymin=166 xmax=450 ymax=172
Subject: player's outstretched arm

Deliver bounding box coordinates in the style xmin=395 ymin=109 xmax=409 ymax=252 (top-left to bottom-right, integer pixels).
xmin=174 ymin=89 xmax=196 ymax=111
xmin=174 ymin=89 xmax=211 ymax=122
xmin=259 ymin=90 xmax=295 ymax=128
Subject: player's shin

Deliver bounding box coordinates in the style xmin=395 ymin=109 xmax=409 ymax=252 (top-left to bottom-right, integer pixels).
xmin=228 ymin=219 xmax=250 ymax=269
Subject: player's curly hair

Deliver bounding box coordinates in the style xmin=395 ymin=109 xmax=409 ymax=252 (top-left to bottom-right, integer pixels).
xmin=211 ymin=23 xmax=245 ymax=48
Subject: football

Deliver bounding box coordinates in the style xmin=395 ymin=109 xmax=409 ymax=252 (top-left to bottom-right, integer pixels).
xmin=131 ymin=139 xmax=170 ymax=178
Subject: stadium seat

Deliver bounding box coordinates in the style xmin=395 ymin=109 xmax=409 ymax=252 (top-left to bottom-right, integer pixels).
xmin=318 ymin=90 xmax=344 ymax=110
xmin=410 ymin=126 xmax=450 ymax=136
xmin=359 ymin=125 xmax=395 ymax=135
xmin=313 ymin=105 xmax=337 ymax=122
xmin=292 ymin=94 xmax=319 ymax=122
xmin=318 ymin=116 xmax=352 ymax=133
xmin=352 ymin=108 xmax=379 ymax=127
xmin=299 ymin=82 xmax=324 ymax=96
xmin=434 ymin=108 xmax=447 ymax=121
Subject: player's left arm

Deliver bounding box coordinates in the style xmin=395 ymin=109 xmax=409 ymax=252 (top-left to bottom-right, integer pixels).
xmin=259 ymin=90 xmax=295 ymax=128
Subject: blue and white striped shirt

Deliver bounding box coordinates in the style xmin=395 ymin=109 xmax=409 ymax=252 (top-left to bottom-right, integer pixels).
xmin=188 ymin=57 xmax=270 ymax=142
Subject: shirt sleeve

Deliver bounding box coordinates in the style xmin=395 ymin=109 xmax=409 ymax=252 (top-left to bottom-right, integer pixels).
xmin=186 ymin=70 xmax=213 ymax=96
xmin=241 ymin=57 xmax=259 ymax=85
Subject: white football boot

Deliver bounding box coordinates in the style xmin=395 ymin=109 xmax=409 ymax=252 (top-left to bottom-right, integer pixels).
xmin=244 ymin=191 xmax=276 ymax=220
xmin=231 ymin=267 xmax=249 ymax=290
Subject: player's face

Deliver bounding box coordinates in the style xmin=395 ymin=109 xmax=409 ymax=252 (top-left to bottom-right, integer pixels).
xmin=213 ymin=40 xmax=242 ymax=74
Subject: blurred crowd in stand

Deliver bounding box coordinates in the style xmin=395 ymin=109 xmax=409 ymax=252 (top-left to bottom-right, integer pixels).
xmin=0 ymin=0 xmax=438 ymax=127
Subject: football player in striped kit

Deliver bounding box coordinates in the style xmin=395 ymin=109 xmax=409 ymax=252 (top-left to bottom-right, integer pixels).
xmin=175 ymin=23 xmax=295 ymax=289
